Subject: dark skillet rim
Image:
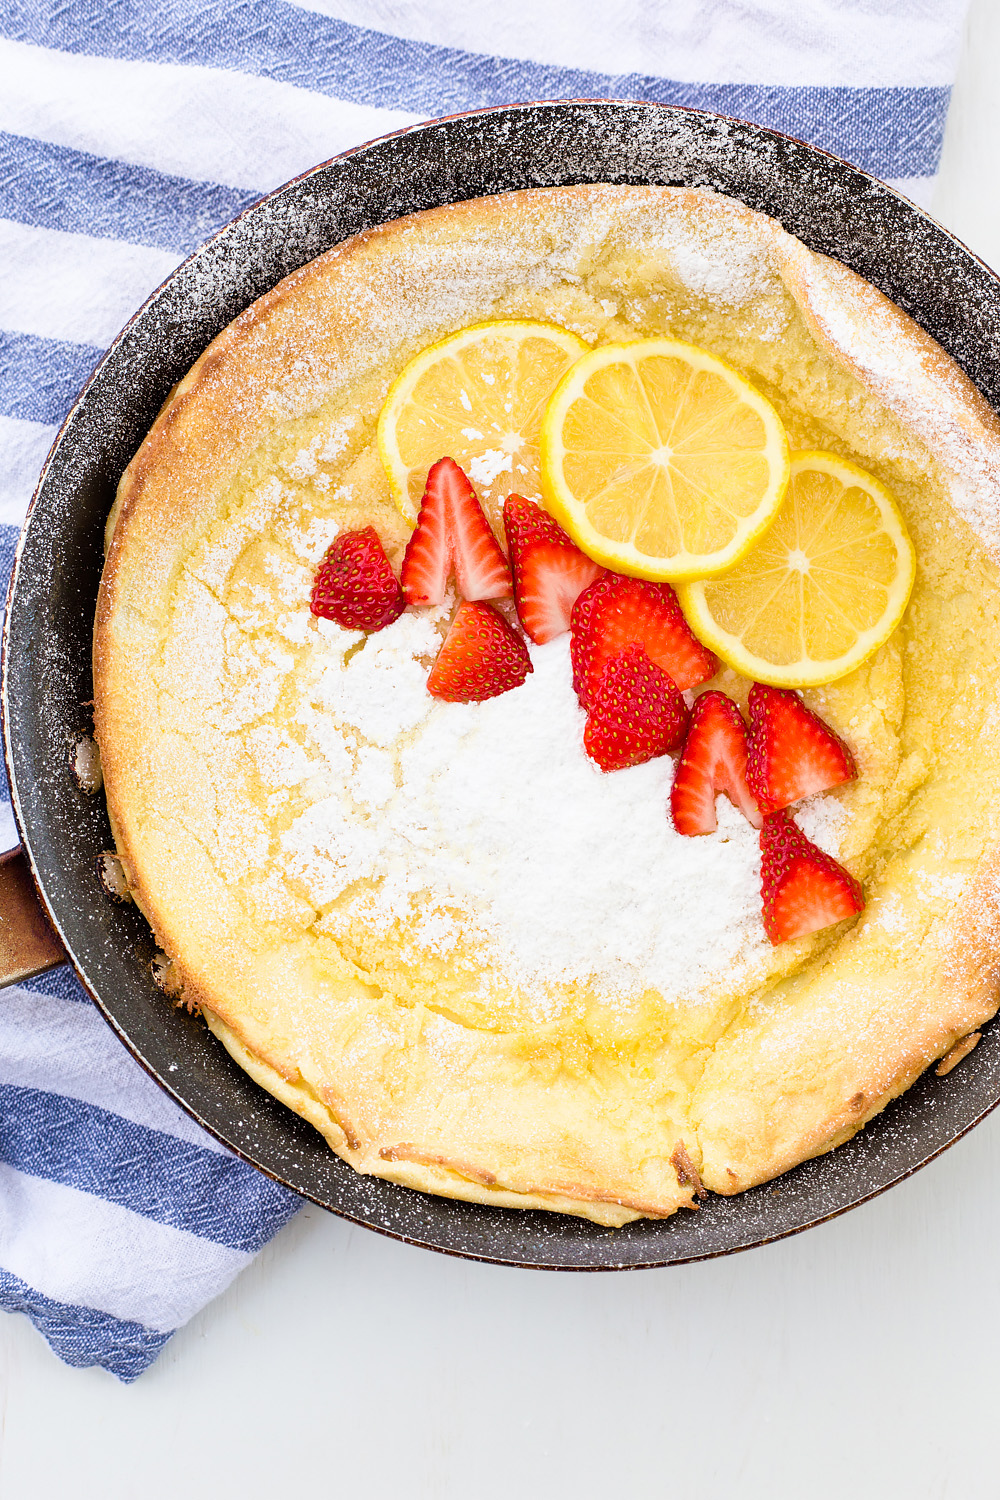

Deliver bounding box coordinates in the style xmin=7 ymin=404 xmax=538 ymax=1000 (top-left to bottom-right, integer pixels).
xmin=4 ymin=97 xmax=1000 ymax=1269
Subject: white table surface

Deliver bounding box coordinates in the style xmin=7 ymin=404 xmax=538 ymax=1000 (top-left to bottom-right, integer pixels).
xmin=4 ymin=6 xmax=1000 ymax=1495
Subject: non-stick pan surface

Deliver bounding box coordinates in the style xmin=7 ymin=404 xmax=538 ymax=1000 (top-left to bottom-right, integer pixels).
xmin=6 ymin=101 xmax=1000 ymax=1270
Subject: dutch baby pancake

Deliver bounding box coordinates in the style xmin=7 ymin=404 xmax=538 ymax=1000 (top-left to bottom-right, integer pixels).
xmin=94 ymin=185 xmax=1000 ymax=1224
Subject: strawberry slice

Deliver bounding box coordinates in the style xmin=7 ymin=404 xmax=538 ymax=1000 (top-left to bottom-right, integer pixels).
xmin=760 ymin=810 xmax=864 ymax=944
xmin=503 ymin=494 xmax=572 ymax=558
xmin=670 ymin=691 xmax=762 ymax=835
xmin=310 ymin=526 xmax=405 ymax=632
xmin=401 ymin=457 xmax=512 ymax=607
xmin=571 ymin=573 xmax=717 ymax=709
xmin=514 ymin=542 xmax=605 ymax=644
xmin=426 ymin=600 xmax=532 ymax=702
xmin=503 ymin=496 xmax=605 ymax=643
xmin=747 ymin=684 xmax=856 ymax=814
xmin=584 ymin=642 xmax=689 ymax=772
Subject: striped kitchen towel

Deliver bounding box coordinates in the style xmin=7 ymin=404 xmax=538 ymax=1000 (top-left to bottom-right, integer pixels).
xmin=0 ymin=0 xmax=972 ymax=1380
xmin=0 ymin=968 xmax=300 ymax=1380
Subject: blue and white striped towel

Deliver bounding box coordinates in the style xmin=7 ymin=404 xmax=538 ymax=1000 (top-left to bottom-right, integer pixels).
xmin=0 ymin=0 xmax=972 ymax=1381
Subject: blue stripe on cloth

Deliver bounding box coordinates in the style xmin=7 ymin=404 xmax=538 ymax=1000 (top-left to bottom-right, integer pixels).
xmin=19 ymin=965 xmax=93 ymax=1005
xmin=0 ymin=330 xmax=102 ymax=426
xmin=0 ymin=1083 xmax=300 ymax=1251
xmin=0 ymin=131 xmax=259 ymax=255
xmin=4 ymin=1 xmax=949 ymax=179
xmin=0 ymin=520 xmax=19 ymax=592
xmin=0 ymin=1266 xmax=170 ymax=1381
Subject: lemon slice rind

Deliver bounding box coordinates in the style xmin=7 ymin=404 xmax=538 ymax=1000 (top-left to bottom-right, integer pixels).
xmin=377 ymin=319 xmax=591 ymax=524
xmin=538 ymin=337 xmax=790 ymax=581
xmin=676 ymin=450 xmax=916 ymax=688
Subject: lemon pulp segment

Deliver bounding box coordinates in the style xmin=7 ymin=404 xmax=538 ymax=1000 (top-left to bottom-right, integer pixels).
xmin=377 ymin=320 xmax=590 ymax=530
xmin=676 ymin=450 xmax=916 ymax=687
xmin=538 ymin=338 xmax=790 ymax=580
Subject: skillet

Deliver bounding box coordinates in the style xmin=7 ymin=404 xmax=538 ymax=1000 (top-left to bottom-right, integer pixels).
xmin=5 ymin=99 xmax=1000 ymax=1270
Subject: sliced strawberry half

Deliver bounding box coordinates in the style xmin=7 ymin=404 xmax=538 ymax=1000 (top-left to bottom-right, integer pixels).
xmin=760 ymin=810 xmax=864 ymax=944
xmin=584 ymin=641 xmax=689 ymax=772
xmin=310 ymin=526 xmax=405 ymax=632
xmin=503 ymin=496 xmax=605 ymax=643
xmin=513 ymin=541 xmax=605 ymax=644
xmin=426 ymin=600 xmax=532 ymax=702
xmin=401 ymin=457 xmax=512 ymax=607
xmin=670 ymin=691 xmax=762 ymax=835
xmin=571 ymin=573 xmax=717 ymax=709
xmin=747 ymin=683 xmax=856 ymax=815
xmin=503 ymin=494 xmax=573 ymax=559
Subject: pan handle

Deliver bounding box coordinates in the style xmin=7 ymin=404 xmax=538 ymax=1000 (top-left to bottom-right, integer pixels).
xmin=0 ymin=847 xmax=67 ymax=986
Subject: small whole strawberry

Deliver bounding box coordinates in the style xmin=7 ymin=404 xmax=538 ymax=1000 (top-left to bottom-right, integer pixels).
xmin=671 ymin=690 xmax=762 ymax=835
xmin=584 ymin=642 xmax=689 ymax=772
xmin=760 ymin=810 xmax=864 ymax=944
xmin=310 ymin=526 xmax=405 ymax=631
xmin=747 ymin=683 xmax=856 ymax=814
xmin=426 ymin=600 xmax=532 ymax=702
xmin=571 ymin=573 xmax=717 ymax=708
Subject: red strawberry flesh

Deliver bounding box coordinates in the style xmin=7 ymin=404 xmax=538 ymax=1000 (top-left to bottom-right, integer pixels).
xmin=503 ymin=494 xmax=574 ymax=561
xmin=747 ymin=684 xmax=856 ymax=814
xmin=760 ymin=810 xmax=864 ymax=944
xmin=671 ymin=690 xmax=762 ymax=835
xmin=310 ymin=526 xmax=405 ymax=632
xmin=571 ymin=573 xmax=717 ymax=708
xmin=426 ymin=600 xmax=532 ymax=702
xmin=584 ymin=642 xmax=689 ymax=772
xmin=503 ymin=496 xmax=605 ymax=643
xmin=401 ymin=457 xmax=511 ymax=607
xmin=513 ymin=541 xmax=605 ymax=644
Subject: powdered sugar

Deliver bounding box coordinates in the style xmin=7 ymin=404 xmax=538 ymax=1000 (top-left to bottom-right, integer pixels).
xmin=307 ymin=610 xmax=441 ymax=747
xmin=468 ymin=448 xmax=514 ymax=487
xmin=779 ymin=231 xmax=1000 ymax=560
xmin=273 ymin=617 xmax=846 ymax=1011
xmin=658 ymin=233 xmax=770 ymax=306
xmin=798 ymin=792 xmax=849 ymax=856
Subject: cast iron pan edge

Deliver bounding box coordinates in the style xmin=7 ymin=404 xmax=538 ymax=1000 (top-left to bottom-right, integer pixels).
xmin=5 ymin=100 xmax=1000 ymax=1270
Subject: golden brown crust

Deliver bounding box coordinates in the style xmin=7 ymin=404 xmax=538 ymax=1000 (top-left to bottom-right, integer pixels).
xmin=936 ymin=1033 xmax=982 ymax=1077
xmin=670 ymin=1142 xmax=707 ymax=1201
xmin=95 ymin=183 xmax=1000 ymax=1221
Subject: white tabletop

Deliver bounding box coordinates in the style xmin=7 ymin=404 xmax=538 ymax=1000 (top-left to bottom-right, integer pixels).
xmin=4 ymin=5 xmax=1000 ymax=1495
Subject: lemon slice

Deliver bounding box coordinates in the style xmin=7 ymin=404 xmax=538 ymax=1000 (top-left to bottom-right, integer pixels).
xmin=378 ymin=320 xmax=590 ymax=530
xmin=538 ymin=338 xmax=790 ymax=580
xmin=676 ymin=451 xmax=916 ymax=687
